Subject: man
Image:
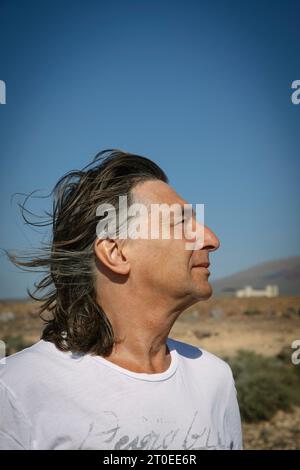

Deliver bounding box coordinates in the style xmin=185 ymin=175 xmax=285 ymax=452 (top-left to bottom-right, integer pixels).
xmin=0 ymin=149 xmax=243 ymax=450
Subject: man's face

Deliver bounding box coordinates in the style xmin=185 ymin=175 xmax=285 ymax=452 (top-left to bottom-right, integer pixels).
xmin=124 ymin=180 xmax=220 ymax=308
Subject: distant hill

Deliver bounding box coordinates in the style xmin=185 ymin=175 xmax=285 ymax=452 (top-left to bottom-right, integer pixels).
xmin=211 ymin=256 xmax=300 ymax=296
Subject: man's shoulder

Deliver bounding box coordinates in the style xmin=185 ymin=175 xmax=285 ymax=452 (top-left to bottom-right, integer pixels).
xmin=2 ymin=339 xmax=53 ymax=363
xmin=167 ymin=337 xmax=233 ymax=380
xmin=0 ymin=340 xmax=60 ymax=390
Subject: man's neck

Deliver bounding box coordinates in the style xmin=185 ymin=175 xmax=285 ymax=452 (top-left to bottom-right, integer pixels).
xmin=97 ymin=293 xmax=182 ymax=373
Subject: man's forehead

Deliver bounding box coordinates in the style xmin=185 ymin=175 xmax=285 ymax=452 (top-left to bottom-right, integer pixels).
xmin=132 ymin=179 xmax=187 ymax=206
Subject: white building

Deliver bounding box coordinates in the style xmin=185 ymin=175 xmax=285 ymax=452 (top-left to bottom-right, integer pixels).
xmin=235 ymin=285 xmax=279 ymax=298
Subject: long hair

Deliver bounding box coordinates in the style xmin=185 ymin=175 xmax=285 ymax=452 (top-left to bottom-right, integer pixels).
xmin=6 ymin=149 xmax=168 ymax=356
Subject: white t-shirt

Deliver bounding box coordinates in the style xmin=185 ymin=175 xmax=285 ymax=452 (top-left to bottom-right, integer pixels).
xmin=0 ymin=338 xmax=243 ymax=450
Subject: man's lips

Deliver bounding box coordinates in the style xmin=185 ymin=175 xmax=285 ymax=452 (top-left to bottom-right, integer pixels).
xmin=192 ymin=262 xmax=210 ymax=275
xmin=193 ymin=262 xmax=210 ymax=269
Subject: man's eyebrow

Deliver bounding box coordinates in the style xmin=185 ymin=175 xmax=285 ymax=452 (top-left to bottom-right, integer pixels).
xmin=180 ymin=205 xmax=196 ymax=218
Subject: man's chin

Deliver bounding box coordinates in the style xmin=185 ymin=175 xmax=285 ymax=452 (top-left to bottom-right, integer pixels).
xmin=192 ymin=282 xmax=213 ymax=301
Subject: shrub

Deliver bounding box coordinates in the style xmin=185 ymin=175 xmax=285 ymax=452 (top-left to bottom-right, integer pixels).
xmin=2 ymin=335 xmax=32 ymax=356
xmin=243 ymin=309 xmax=261 ymax=316
xmin=224 ymin=350 xmax=300 ymax=422
xmin=277 ymin=345 xmax=300 ymax=379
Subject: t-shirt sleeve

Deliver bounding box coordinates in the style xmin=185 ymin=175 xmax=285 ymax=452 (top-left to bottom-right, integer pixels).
xmin=223 ymin=371 xmax=243 ymax=450
xmin=0 ymin=380 xmax=32 ymax=450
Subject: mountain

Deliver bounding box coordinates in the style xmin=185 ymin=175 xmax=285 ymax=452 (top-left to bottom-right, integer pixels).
xmin=211 ymin=256 xmax=300 ymax=296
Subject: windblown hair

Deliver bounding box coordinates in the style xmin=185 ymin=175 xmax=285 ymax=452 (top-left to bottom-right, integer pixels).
xmin=7 ymin=149 xmax=168 ymax=356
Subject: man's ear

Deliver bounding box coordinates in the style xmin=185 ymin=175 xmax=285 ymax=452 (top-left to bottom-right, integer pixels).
xmin=94 ymin=238 xmax=130 ymax=275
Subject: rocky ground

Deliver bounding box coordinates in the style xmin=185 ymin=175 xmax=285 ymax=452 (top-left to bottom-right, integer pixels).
xmin=242 ymin=407 xmax=300 ymax=450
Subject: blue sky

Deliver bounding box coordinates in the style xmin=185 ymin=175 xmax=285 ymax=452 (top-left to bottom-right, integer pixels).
xmin=0 ymin=0 xmax=299 ymax=299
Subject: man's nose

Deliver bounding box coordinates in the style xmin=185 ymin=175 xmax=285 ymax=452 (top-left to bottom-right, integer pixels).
xmin=203 ymin=225 xmax=220 ymax=252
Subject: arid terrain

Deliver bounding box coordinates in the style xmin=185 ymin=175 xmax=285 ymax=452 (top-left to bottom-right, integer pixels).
xmin=1 ymin=296 xmax=300 ymax=450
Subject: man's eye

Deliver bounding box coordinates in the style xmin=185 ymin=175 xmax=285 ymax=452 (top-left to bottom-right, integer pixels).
xmin=173 ymin=218 xmax=185 ymax=226
xmin=174 ymin=216 xmax=188 ymax=225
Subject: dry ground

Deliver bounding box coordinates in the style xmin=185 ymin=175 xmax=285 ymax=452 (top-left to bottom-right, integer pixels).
xmin=1 ymin=296 xmax=300 ymax=450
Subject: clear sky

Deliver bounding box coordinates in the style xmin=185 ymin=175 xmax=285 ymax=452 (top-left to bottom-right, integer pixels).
xmin=0 ymin=0 xmax=299 ymax=299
